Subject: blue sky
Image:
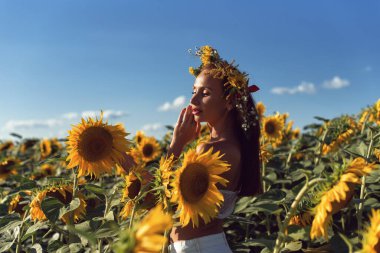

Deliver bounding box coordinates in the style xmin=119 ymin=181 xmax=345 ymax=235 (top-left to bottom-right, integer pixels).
xmin=0 ymin=0 xmax=379 ymax=140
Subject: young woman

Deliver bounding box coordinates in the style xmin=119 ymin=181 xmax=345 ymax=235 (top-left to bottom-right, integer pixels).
xmin=166 ymin=46 xmax=262 ymax=253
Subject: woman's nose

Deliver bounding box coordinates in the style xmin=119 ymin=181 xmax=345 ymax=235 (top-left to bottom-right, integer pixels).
xmin=190 ymin=93 xmax=199 ymax=106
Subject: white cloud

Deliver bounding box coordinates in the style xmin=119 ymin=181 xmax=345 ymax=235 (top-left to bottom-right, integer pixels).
xmin=158 ymin=96 xmax=186 ymax=111
xmin=142 ymin=123 xmax=163 ymax=132
xmin=322 ymin=76 xmax=350 ymax=89
xmin=62 ymin=112 xmax=78 ymax=120
xmin=81 ymin=110 xmax=127 ymax=119
xmin=271 ymin=82 xmax=316 ymax=95
xmin=3 ymin=119 xmax=64 ymax=131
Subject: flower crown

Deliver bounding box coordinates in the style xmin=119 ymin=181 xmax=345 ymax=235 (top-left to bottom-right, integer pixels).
xmin=188 ymin=45 xmax=260 ymax=133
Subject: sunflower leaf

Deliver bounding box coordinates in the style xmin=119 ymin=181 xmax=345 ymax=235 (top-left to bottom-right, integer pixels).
xmin=59 ymin=198 xmax=81 ymax=220
xmin=41 ymin=197 xmax=64 ymax=223
xmin=21 ymin=221 xmax=49 ymax=242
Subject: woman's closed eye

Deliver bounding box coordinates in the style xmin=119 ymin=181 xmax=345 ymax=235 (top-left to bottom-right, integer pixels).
xmin=192 ymin=91 xmax=209 ymax=97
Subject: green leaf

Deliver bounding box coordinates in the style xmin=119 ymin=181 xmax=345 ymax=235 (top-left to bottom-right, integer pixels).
xmin=22 ymin=221 xmax=49 ymax=241
xmin=85 ymin=184 xmax=106 ymax=196
xmin=95 ymin=220 xmax=120 ymax=239
xmin=41 ymin=196 xmax=64 ymax=223
xmin=0 ymin=220 xmax=22 ymax=235
xmin=284 ymin=241 xmax=302 ymax=251
xmin=59 ymin=198 xmax=81 ymax=220
xmin=31 ymin=243 xmax=43 ymax=253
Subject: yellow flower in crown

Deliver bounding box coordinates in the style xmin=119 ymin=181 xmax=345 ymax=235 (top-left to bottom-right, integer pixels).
xmin=66 ymin=111 xmax=131 ymax=178
xmin=170 ymin=147 xmax=230 ymax=228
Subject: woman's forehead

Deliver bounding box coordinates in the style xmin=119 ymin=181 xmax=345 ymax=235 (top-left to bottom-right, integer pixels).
xmin=193 ymin=73 xmax=222 ymax=90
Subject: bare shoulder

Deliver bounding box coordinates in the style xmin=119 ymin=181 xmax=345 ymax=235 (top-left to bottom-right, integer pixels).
xmin=196 ymin=140 xmax=241 ymax=164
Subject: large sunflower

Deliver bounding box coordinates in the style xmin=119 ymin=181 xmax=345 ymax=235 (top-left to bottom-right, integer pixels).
xmin=30 ymin=184 xmax=86 ymax=224
xmin=359 ymin=209 xmax=380 ymax=253
xmin=170 ymin=147 xmax=230 ymax=228
xmin=310 ymin=158 xmax=378 ymax=240
xmin=262 ymin=114 xmax=284 ymax=142
xmin=137 ymin=136 xmax=161 ymax=163
xmin=114 ymin=204 xmax=172 ymax=253
xmin=66 ymin=112 xmax=131 ymax=178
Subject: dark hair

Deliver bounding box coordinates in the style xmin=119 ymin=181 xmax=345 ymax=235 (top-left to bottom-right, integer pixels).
xmin=233 ymin=95 xmax=263 ymax=197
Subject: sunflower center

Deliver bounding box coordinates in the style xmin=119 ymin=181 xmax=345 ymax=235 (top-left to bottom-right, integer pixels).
xmin=46 ymin=189 xmax=73 ymax=204
xmin=127 ymin=178 xmax=141 ymax=199
xmin=79 ymin=127 xmax=114 ymax=162
xmin=142 ymin=144 xmax=154 ymax=158
xmin=265 ymin=121 xmax=276 ymax=135
xmin=179 ymin=163 xmax=209 ymax=204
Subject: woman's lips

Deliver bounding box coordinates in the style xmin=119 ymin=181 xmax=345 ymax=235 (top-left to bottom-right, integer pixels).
xmin=192 ymin=109 xmax=202 ymax=115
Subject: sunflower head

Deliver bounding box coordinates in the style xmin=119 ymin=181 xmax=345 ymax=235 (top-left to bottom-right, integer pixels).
xmin=66 ymin=111 xmax=131 ymax=178
xmin=0 ymin=141 xmax=14 ymax=152
xmin=20 ymin=139 xmax=39 ymax=153
xmin=114 ymin=204 xmax=172 ymax=253
xmin=134 ymin=130 xmax=146 ymax=146
xmin=0 ymin=158 xmax=18 ymax=181
xmin=30 ymin=184 xmax=87 ymax=224
xmin=171 ymin=147 xmax=230 ymax=228
xmin=138 ymin=136 xmax=162 ymax=163
xmin=359 ymin=209 xmax=380 ymax=253
xmin=256 ymin=101 xmax=266 ymax=119
xmin=262 ymin=113 xmax=284 ymax=142
xmin=40 ymin=139 xmax=52 ymax=159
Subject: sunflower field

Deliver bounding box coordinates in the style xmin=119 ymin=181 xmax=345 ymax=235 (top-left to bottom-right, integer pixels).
xmin=0 ymin=99 xmax=380 ymax=253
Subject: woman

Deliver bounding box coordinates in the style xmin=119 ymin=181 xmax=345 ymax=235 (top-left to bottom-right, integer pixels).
xmin=166 ymin=46 xmax=262 ymax=253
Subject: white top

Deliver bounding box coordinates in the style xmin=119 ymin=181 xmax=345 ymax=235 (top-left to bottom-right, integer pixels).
xmin=217 ymin=189 xmax=239 ymax=219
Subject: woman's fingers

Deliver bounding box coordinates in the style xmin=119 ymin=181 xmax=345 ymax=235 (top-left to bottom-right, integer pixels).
xmin=182 ymin=105 xmax=192 ymax=124
xmin=177 ymin=108 xmax=186 ymax=125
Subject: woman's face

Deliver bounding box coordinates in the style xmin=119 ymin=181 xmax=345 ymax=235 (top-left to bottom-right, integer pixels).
xmin=190 ymin=71 xmax=231 ymax=124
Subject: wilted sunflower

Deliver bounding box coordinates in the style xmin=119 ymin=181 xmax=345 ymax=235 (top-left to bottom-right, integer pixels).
xmin=8 ymin=190 xmax=32 ymax=216
xmin=30 ymin=184 xmax=86 ymax=224
xmin=322 ymin=129 xmax=354 ymax=155
xmin=359 ymin=209 xmax=380 ymax=253
xmin=40 ymin=139 xmax=52 ymax=159
xmin=0 ymin=141 xmax=14 ymax=152
xmin=170 ymin=147 xmax=230 ymax=228
xmin=262 ymin=114 xmax=284 ymax=142
xmin=66 ymin=112 xmax=131 ymax=178
xmin=310 ymin=158 xmax=378 ymax=240
xmin=137 ymin=137 xmax=161 ymax=163
xmin=114 ymin=204 xmax=172 ymax=253
xmin=120 ymin=167 xmax=153 ymax=220
xmin=0 ymin=158 xmax=18 ymax=181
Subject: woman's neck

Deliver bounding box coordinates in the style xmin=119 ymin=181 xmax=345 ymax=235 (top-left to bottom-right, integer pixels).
xmin=209 ymin=111 xmax=236 ymax=142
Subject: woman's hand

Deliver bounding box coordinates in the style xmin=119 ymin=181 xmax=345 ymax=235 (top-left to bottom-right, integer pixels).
xmin=171 ymin=105 xmax=201 ymax=149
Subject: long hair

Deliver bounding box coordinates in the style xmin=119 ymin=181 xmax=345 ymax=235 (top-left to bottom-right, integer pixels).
xmin=233 ymin=95 xmax=263 ymax=197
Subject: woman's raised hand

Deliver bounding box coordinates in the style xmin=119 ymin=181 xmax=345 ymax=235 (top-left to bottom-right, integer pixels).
xmin=171 ymin=105 xmax=201 ymax=148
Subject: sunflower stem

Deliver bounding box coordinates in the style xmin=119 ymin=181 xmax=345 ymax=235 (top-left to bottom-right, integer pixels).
xmin=69 ymin=167 xmax=79 ymax=243
xmin=357 ymin=128 xmax=375 ymax=234
xmin=314 ymin=124 xmax=329 ymax=166
xmin=15 ymin=208 xmax=29 ymax=253
xmin=261 ymin=159 xmax=267 ymax=192
xmin=129 ymin=204 xmax=137 ymax=230
xmin=273 ymin=178 xmax=326 ymax=253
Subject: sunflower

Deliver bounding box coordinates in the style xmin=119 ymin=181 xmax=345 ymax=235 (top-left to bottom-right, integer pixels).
xmin=359 ymin=209 xmax=380 ymax=253
xmin=120 ymin=167 xmax=153 ymax=220
xmin=256 ymin=101 xmax=266 ymax=119
xmin=137 ymin=136 xmax=161 ymax=163
xmin=310 ymin=158 xmax=378 ymax=240
xmin=8 ymin=191 xmax=32 ymax=216
xmin=20 ymin=139 xmax=39 ymax=153
xmin=66 ymin=112 xmax=131 ymax=178
xmin=114 ymin=204 xmax=172 ymax=253
xmin=30 ymin=184 xmax=86 ymax=224
xmin=40 ymin=139 xmax=52 ymax=159
xmin=0 ymin=141 xmax=14 ymax=152
xmin=154 ymin=154 xmax=176 ymax=209
xmin=374 ymin=149 xmax=380 ymax=162
xmin=30 ymin=163 xmax=56 ymax=180
xmin=170 ymin=147 xmax=230 ymax=228
xmin=292 ymin=128 xmax=301 ymax=139
xmin=322 ymin=129 xmax=354 ymax=155
xmin=134 ymin=130 xmax=146 ymax=146
xmin=0 ymin=158 xmax=18 ymax=181
xmin=262 ymin=114 xmax=284 ymax=142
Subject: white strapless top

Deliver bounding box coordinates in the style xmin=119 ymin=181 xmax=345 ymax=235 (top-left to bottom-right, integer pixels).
xmin=217 ymin=190 xmax=239 ymax=219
